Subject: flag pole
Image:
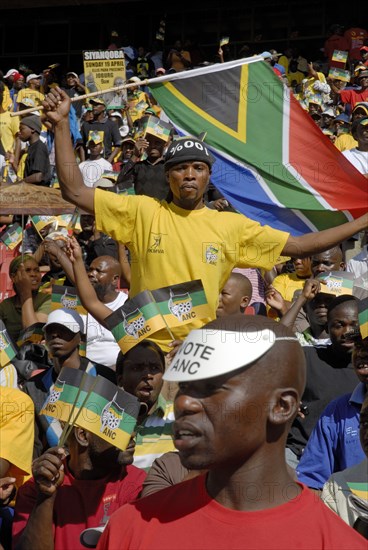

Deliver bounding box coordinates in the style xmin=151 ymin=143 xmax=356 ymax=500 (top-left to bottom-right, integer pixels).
xmin=147 ymin=290 xmax=176 ymax=342
xmin=10 ymin=75 xmax=169 ymax=118
xmin=58 ymin=371 xmax=88 ymax=447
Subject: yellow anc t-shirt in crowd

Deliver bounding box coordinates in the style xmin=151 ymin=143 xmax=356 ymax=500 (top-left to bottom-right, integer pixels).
xmin=95 ymin=190 xmax=289 ymax=351
xmin=0 ymin=387 xmax=34 ymax=491
xmin=0 ymin=111 xmax=19 ymax=152
xmin=15 ymin=88 xmax=45 ymax=108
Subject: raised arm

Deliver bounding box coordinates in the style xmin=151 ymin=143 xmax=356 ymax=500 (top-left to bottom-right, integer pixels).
xmin=279 ymin=279 xmax=320 ymax=330
xmin=282 ymin=214 xmax=368 ymax=258
xmin=42 ymin=88 xmax=95 ymax=213
xmin=67 ymin=237 xmax=112 ymax=327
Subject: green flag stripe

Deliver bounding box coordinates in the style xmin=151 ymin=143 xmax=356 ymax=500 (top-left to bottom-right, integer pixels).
xmin=156 ymin=290 xmax=207 ymax=315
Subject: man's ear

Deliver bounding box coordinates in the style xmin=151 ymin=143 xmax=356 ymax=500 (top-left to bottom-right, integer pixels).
xmin=268 ymin=388 xmax=300 ymax=425
xmin=240 ymin=295 xmax=250 ymax=309
xmin=73 ymin=427 xmax=89 ymax=447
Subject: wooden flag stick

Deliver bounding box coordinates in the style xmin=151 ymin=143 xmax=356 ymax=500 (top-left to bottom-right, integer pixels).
xmin=60 ymin=377 xmax=98 ymax=446
xmin=10 ymin=74 xmax=167 ymax=118
xmin=58 ymin=371 xmax=88 ymax=447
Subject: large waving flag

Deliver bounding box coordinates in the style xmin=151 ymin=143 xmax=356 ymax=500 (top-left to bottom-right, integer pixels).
xmin=149 ymin=56 xmax=367 ymax=235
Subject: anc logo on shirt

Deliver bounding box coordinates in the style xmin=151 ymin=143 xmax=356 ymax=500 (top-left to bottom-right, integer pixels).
xmin=168 ymin=289 xmax=193 ymax=321
xmin=122 ymin=308 xmax=146 ymax=339
xmin=205 ymin=244 xmax=219 ymax=265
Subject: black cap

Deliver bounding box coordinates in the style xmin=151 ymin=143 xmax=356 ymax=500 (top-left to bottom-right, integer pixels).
xmin=164 ymin=137 xmax=215 ymax=170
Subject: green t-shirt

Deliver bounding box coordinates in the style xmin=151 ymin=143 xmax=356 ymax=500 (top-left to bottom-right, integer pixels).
xmin=0 ymin=292 xmax=51 ymax=343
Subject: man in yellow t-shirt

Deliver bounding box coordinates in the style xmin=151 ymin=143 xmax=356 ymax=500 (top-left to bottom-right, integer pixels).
xmin=43 ymin=89 xmax=368 ymax=350
xmin=0 ymin=82 xmax=19 ymax=152
xmin=16 ymin=74 xmax=45 ymax=110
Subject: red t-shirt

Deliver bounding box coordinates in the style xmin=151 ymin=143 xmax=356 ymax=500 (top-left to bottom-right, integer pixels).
xmin=98 ymin=475 xmax=366 ymax=550
xmin=340 ymin=88 xmax=368 ymax=110
xmin=13 ymin=462 xmax=146 ymax=550
xmin=344 ymin=28 xmax=368 ymax=60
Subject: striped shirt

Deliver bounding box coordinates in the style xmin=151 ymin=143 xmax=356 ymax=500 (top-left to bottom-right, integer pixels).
xmin=133 ymin=395 xmax=176 ymax=471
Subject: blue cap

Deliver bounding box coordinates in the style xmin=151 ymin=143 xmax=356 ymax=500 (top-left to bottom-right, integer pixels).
xmin=335 ymin=113 xmax=350 ymax=123
xmin=261 ymin=51 xmax=272 ymax=59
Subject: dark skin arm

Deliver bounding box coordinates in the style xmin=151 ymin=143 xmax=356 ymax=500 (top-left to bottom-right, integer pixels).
xmin=12 ymin=264 xmax=48 ymax=327
xmin=279 ymin=279 xmax=320 ymax=329
xmin=15 ymin=447 xmax=65 ymax=550
xmin=42 ymin=89 xmax=95 ymax=213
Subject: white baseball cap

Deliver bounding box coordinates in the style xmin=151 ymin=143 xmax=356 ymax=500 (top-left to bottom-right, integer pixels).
xmin=26 ymin=73 xmax=42 ymax=83
xmin=44 ymin=308 xmax=85 ymax=334
xmin=4 ymin=68 xmax=18 ymax=79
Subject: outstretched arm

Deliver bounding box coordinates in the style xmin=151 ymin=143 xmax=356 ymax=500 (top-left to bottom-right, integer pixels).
xmin=280 ymin=279 xmax=321 ymax=330
xmin=42 ymin=88 xmax=95 ymax=213
xmin=282 ymin=214 xmax=368 ymax=258
xmin=67 ymin=237 xmax=112 ymax=327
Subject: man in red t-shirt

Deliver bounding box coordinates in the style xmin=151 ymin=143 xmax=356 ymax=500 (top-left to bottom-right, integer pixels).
xmin=340 ymin=69 xmax=368 ymax=110
xmin=13 ymin=427 xmax=145 ymax=550
xmin=98 ymin=316 xmax=366 ymax=550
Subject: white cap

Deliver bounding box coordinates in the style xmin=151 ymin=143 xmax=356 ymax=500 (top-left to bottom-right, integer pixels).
xmin=80 ymin=526 xmax=105 ymax=548
xmin=4 ymin=68 xmax=18 ymax=79
xmin=26 ymin=73 xmax=42 ymax=83
xmin=44 ymin=308 xmax=85 ymax=334
xmin=163 ymin=328 xmax=296 ymax=382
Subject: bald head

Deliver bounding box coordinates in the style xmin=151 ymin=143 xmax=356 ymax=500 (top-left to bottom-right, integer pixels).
xmin=217 ymin=272 xmax=253 ymax=317
xmin=88 ymin=255 xmax=121 ymax=301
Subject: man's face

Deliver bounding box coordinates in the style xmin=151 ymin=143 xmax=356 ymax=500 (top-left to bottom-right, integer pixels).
xmin=358 ymin=75 xmax=368 ymax=89
xmin=91 ymin=103 xmax=105 ymax=117
xmin=173 ymin=367 xmax=269 ymax=471
xmin=12 ymin=259 xmax=42 ymax=291
xmin=14 ymin=76 xmax=25 ymax=90
xmin=18 ymin=123 xmax=33 ymax=142
xmin=292 ymin=257 xmax=311 ymax=277
xmin=29 ymin=77 xmax=41 ymax=89
xmin=45 ymin=324 xmax=80 ymax=358
xmin=353 ymin=339 xmax=368 ymax=386
xmin=80 ymin=214 xmax=94 ymax=233
xmin=305 ymin=293 xmax=334 ymax=328
xmin=88 ymin=141 xmax=103 ymax=156
xmin=311 ymin=250 xmax=344 ymax=276
xmin=66 ymin=75 xmax=77 ymax=87
xmin=147 ymin=136 xmax=165 ymax=160
xmin=167 ymin=161 xmax=210 ymax=208
xmin=122 ymin=142 xmax=134 ymax=160
xmin=355 ymin=121 xmax=368 ymax=146
xmin=216 ymin=278 xmax=249 ymax=317
xmin=328 ymin=302 xmax=359 ymax=354
xmin=118 ymin=346 xmax=164 ymax=409
xmin=88 ymin=433 xmax=136 ymax=470
xmin=88 ymin=257 xmax=118 ymax=297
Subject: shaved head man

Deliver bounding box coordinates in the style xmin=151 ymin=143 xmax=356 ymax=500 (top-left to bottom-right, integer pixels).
xmin=97 ymin=316 xmax=366 ymax=549
xmin=216 ymin=272 xmax=253 ymax=317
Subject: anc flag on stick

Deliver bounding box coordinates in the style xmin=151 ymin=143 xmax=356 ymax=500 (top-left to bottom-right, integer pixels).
xmin=105 ymin=290 xmax=166 ymax=353
xmin=317 ymin=271 xmax=354 ymax=296
xmin=0 ymin=223 xmax=22 ymax=250
xmin=148 ymin=57 xmax=367 ymax=235
xmin=71 ymin=376 xmax=140 ymax=451
xmin=17 ymin=322 xmax=45 ymax=347
xmin=151 ymin=279 xmax=211 ymax=327
xmin=0 ymin=320 xmax=18 ymax=367
xmin=40 ymin=367 xmax=96 ymax=423
xmin=358 ymin=297 xmax=368 ymax=340
xmin=106 ymin=280 xmax=211 ymax=352
xmin=51 ymin=285 xmax=87 ymax=315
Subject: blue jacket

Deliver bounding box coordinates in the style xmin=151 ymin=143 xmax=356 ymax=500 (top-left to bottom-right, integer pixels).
xmin=297 ymin=383 xmax=366 ymax=489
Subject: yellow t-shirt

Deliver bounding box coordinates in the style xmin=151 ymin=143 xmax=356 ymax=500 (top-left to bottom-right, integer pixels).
xmin=2 ymin=87 xmax=12 ymax=111
xmin=271 ymin=272 xmax=309 ymax=302
xmin=95 ymin=191 xmax=289 ymax=350
xmin=15 ymin=88 xmax=45 ymax=108
xmin=0 ymin=111 xmax=19 ymax=152
xmin=334 ymin=133 xmax=358 ymax=152
xmin=0 ymin=387 xmax=34 ymax=491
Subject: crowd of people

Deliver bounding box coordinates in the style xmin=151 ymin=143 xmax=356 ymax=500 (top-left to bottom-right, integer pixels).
xmin=0 ymin=22 xmax=368 ymax=550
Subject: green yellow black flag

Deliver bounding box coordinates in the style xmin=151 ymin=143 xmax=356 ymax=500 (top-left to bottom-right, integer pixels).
xmin=317 ymin=271 xmax=354 ymax=296
xmin=73 ymin=376 xmax=140 ymax=451
xmin=105 ymin=290 xmax=167 ymax=353
xmin=0 ymin=320 xmax=18 ymax=367
xmin=0 ymin=223 xmax=22 ymax=250
xmin=51 ymin=285 xmax=87 ymax=315
xmin=17 ymin=322 xmax=45 ymax=347
xmin=152 ymin=279 xmax=211 ymax=327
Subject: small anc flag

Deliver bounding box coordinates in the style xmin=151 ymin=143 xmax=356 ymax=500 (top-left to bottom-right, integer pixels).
xmin=141 ymin=115 xmax=172 ymax=143
xmin=151 ymin=279 xmax=211 ymax=328
xmin=72 ymin=376 xmax=140 ymax=451
xmin=358 ymin=297 xmax=368 ymax=340
xmin=155 ymin=18 xmax=166 ymax=42
xmin=219 ymin=36 xmax=230 ymax=47
xmin=105 ymin=290 xmax=166 ymax=353
xmin=51 ymin=285 xmax=87 ymax=315
xmin=0 ymin=320 xmax=18 ymax=367
xmin=31 ymin=215 xmax=57 ymax=237
xmin=0 ymin=223 xmax=22 ymax=250
xmin=331 ymin=50 xmax=348 ymax=63
xmin=40 ymin=367 xmax=96 ymax=423
xmin=317 ymin=271 xmax=354 ymax=296
xmin=328 ymin=67 xmax=351 ymax=82
xmin=17 ymin=322 xmax=45 ymax=347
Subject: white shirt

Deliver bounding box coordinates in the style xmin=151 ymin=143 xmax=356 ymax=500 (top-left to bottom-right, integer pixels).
xmin=86 ymin=291 xmax=128 ymax=367
xmin=342 ymin=148 xmax=368 ymax=176
xmin=347 ymin=245 xmax=368 ymax=279
xmin=79 ymin=157 xmax=113 ymax=187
